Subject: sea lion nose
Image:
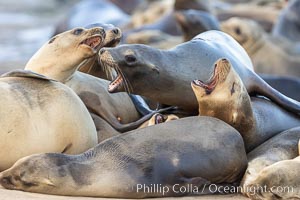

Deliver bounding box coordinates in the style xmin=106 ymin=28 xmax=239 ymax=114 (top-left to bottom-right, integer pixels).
xmin=112 ymin=28 xmax=119 ymax=35
xmin=0 ymin=175 xmax=14 ymax=187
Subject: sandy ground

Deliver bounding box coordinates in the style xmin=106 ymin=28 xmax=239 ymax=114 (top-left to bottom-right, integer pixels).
xmin=0 ymin=187 xmax=249 ymax=200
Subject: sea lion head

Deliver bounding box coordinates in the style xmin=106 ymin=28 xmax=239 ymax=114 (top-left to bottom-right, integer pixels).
xmin=191 ymin=58 xmax=252 ymax=130
xmin=175 ymin=9 xmax=220 ymax=41
xmin=149 ymin=113 xmax=179 ymax=126
xmin=0 ymin=153 xmax=80 ymax=194
xmin=247 ymin=159 xmax=300 ymax=200
xmin=90 ymin=23 xmax=121 ymax=48
xmin=99 ymin=44 xmax=161 ymax=94
xmin=25 ymin=27 xmax=106 ymax=82
xmin=221 ymin=17 xmax=264 ymax=49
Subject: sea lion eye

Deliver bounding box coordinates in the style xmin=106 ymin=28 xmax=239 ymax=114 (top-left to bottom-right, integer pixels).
xmin=73 ymin=28 xmax=84 ymax=35
xmin=125 ymin=55 xmax=137 ymax=63
xmin=235 ymin=27 xmax=241 ymax=35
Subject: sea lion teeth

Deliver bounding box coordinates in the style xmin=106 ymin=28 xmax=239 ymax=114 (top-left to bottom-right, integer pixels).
xmin=108 ymin=74 xmax=123 ymax=92
xmin=81 ymin=36 xmax=102 ymax=49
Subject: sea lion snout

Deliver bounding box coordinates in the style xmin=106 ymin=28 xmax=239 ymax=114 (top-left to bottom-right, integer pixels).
xmin=0 ymin=174 xmax=17 ymax=189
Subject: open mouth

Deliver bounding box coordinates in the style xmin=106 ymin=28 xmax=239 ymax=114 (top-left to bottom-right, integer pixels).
xmin=108 ymin=73 xmax=124 ymax=92
xmin=80 ymin=35 xmax=102 ymax=50
xmin=192 ymin=65 xmax=218 ymax=95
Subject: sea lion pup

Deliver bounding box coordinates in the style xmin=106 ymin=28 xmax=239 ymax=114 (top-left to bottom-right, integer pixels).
xmin=191 ymin=58 xmax=300 ymax=152
xmin=247 ymin=144 xmax=300 ymax=200
xmin=25 ymin=27 xmax=171 ymax=140
xmin=78 ymin=23 xmax=122 ymax=80
xmin=0 ymin=70 xmax=97 ymax=171
xmin=272 ymin=0 xmax=300 ymax=42
xmin=139 ymin=113 xmax=179 ymax=128
xmin=99 ymin=30 xmax=300 ymax=115
xmin=221 ymin=17 xmax=300 ymax=77
xmin=0 ymin=116 xmax=247 ymax=198
xmin=240 ymin=127 xmax=300 ymax=198
xmin=175 ymin=9 xmax=220 ymax=42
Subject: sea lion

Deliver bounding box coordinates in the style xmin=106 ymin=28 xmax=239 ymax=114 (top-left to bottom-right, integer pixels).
xmin=139 ymin=113 xmax=179 ymax=128
xmin=240 ymin=127 xmax=300 ymax=198
xmin=191 ymin=58 xmax=300 ymax=151
xmin=0 ymin=116 xmax=247 ymax=198
xmin=272 ymin=0 xmax=300 ymax=42
xmin=127 ymin=0 xmax=173 ymax=29
xmin=126 ymin=9 xmax=220 ymax=49
xmin=247 ymin=147 xmax=300 ymax=200
xmin=221 ymin=17 xmax=300 ymax=77
xmin=99 ymin=30 xmax=300 ymax=115
xmin=25 ymin=27 xmax=171 ymax=141
xmin=0 ymin=70 xmax=97 ymax=171
xmin=216 ymin=4 xmax=280 ymax=32
xmin=175 ymin=9 xmax=220 ymax=41
xmin=174 ymin=0 xmax=211 ymax=12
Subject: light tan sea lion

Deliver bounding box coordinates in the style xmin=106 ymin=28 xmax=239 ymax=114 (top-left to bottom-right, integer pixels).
xmin=221 ymin=17 xmax=300 ymax=77
xmin=0 ymin=70 xmax=97 ymax=171
xmin=240 ymin=127 xmax=300 ymax=198
xmin=247 ymin=151 xmax=300 ymax=199
xmin=217 ymin=4 xmax=280 ymax=32
xmin=0 ymin=116 xmax=247 ymax=198
xmin=191 ymin=58 xmax=300 ymax=151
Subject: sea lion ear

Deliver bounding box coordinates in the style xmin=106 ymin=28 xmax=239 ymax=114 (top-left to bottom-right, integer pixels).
xmin=146 ymin=62 xmax=160 ymax=74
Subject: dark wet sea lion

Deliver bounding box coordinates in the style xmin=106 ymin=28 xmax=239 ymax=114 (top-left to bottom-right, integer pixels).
xmin=99 ymin=30 xmax=300 ymax=115
xmin=272 ymin=0 xmax=300 ymax=42
xmin=175 ymin=9 xmax=220 ymax=41
xmin=126 ymin=10 xmax=220 ymax=49
xmin=240 ymin=127 xmax=300 ymax=198
xmin=0 ymin=116 xmax=247 ymax=198
xmin=0 ymin=70 xmax=97 ymax=171
xmin=191 ymin=58 xmax=300 ymax=151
